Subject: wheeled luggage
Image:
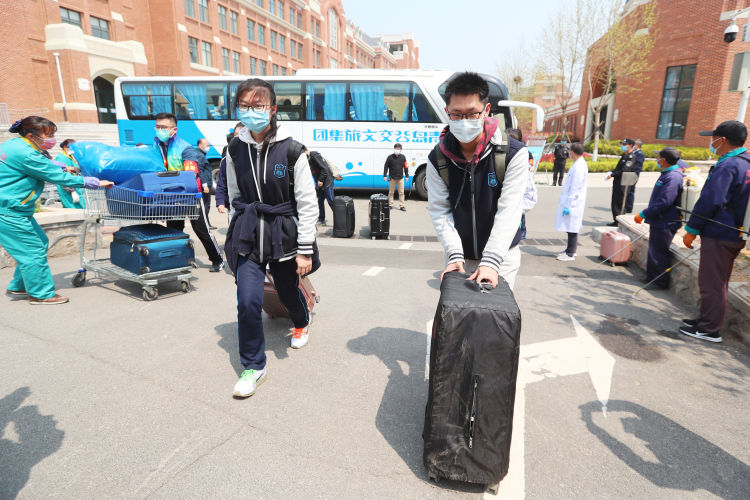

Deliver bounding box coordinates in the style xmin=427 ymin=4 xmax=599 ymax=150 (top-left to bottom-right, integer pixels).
xmin=262 ymin=272 xmax=319 ymax=319
xmin=110 ymin=224 xmax=195 ymax=275
xmin=106 ymin=171 xmax=202 ymax=219
xmin=423 ymin=272 xmax=521 ymax=493
xmin=600 ymin=230 xmax=631 ymax=265
xmin=332 ymin=195 xmax=355 ymax=238
xmin=369 ymin=193 xmax=390 ymax=239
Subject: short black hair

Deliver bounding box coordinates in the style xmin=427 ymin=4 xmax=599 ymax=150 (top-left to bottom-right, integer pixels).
xmin=570 ymin=142 xmax=584 ymax=156
xmin=444 ymin=72 xmax=489 ymax=106
xmin=197 ymin=138 xmax=209 ymax=147
xmin=657 ymin=147 xmax=681 ymax=165
xmin=9 ymin=116 xmax=57 ymax=137
xmin=394 ymin=143 xmax=402 ymax=149
xmin=60 ymin=139 xmax=76 ymax=149
xmin=506 ymin=128 xmax=523 ymax=142
xmin=155 ymin=112 xmax=177 ymax=125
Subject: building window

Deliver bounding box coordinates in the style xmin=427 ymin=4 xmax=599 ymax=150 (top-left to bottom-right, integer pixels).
xmin=218 ymin=5 xmax=227 ymax=30
xmin=60 ymin=7 xmax=82 ymax=28
xmin=315 ymin=50 xmax=320 ymax=67
xmin=250 ymin=57 xmax=257 ymax=75
xmin=289 ymin=7 xmax=294 ymax=23
xmin=330 ymin=57 xmax=337 ymax=69
xmin=279 ymin=34 xmax=285 ymax=54
xmin=270 ymin=30 xmax=277 ymax=50
xmin=281 ymin=67 xmax=287 ymax=76
xmin=90 ymin=16 xmax=110 ymax=40
xmin=222 ymin=47 xmax=230 ymax=71
xmin=269 ymin=0 xmax=275 ymax=15
xmin=260 ymin=60 xmax=267 ymax=75
xmin=258 ymin=25 xmax=265 ymax=46
xmin=329 ymin=9 xmax=338 ymax=50
xmin=230 ymin=11 xmax=238 ymax=34
xmin=290 ymin=40 xmax=297 ymax=59
xmin=247 ymin=20 xmax=255 ymax=41
xmin=297 ymin=12 xmax=302 ymax=28
xmin=198 ymin=0 xmax=209 ymax=22
xmin=297 ymin=42 xmax=303 ymax=60
xmin=256 ymin=0 xmax=263 ymax=7
xmin=315 ymin=20 xmax=320 ymax=38
xmin=232 ymin=51 xmax=241 ymax=73
xmin=185 ymin=0 xmax=195 ymax=18
xmin=656 ymin=64 xmax=696 ymax=140
xmin=201 ymin=41 xmax=212 ymax=66
xmin=188 ymin=36 xmax=199 ymax=63
xmin=729 ymin=52 xmax=750 ymax=91
xmin=278 ymin=1 xmax=283 ymax=19
xmin=273 ymin=64 xmax=278 ymax=76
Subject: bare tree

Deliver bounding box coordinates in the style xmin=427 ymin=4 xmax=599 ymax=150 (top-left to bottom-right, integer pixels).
xmin=586 ymin=1 xmax=657 ymax=161
xmin=496 ymin=44 xmax=540 ymax=135
xmin=540 ymin=0 xmax=604 ymax=141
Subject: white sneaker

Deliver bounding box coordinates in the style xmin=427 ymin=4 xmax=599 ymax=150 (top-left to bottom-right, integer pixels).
xmin=233 ymin=368 xmax=267 ymax=397
xmin=556 ymin=254 xmax=575 ymax=261
xmin=555 ymin=250 xmax=577 ymax=257
xmin=290 ymin=326 xmax=309 ymax=349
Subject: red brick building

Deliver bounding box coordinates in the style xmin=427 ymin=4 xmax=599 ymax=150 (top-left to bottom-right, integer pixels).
xmin=0 ymin=0 xmax=419 ymax=124
xmin=543 ymin=0 xmax=750 ymax=147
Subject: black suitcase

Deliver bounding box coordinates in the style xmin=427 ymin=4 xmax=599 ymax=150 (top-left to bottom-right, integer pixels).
xmin=332 ymin=195 xmax=355 ymax=238
xmin=368 ymin=193 xmax=390 ymax=239
xmin=423 ymin=272 xmax=521 ymax=492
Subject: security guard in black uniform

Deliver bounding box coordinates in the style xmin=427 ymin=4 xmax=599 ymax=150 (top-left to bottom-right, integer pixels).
xmin=606 ymin=137 xmax=639 ymax=225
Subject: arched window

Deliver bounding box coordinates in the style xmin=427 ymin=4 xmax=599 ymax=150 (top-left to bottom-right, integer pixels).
xmin=329 ymin=8 xmax=338 ymax=50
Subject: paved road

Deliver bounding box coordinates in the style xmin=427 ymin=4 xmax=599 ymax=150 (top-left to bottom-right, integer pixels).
xmin=2 ymin=175 xmax=749 ymax=498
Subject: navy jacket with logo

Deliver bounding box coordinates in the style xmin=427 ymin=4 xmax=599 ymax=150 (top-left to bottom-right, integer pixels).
xmin=641 ymin=166 xmax=683 ymax=230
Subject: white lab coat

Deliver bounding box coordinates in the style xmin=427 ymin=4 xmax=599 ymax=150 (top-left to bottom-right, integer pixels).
xmin=554 ymin=156 xmax=588 ymax=233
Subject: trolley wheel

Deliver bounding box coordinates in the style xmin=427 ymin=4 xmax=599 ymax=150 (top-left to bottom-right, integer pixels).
xmin=189 ymin=260 xmax=199 ymax=269
xmin=372 ymin=236 xmax=376 ymax=240
xmin=72 ymin=271 xmax=86 ymax=287
xmin=428 ymin=471 xmax=440 ymax=484
xmin=487 ymin=483 xmax=500 ymax=495
xmin=143 ymin=286 xmax=158 ymax=301
xmin=181 ymin=280 xmax=190 ymax=293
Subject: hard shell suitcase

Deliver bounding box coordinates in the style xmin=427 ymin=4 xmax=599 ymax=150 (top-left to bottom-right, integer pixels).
xmin=423 ymin=272 xmax=521 ymax=491
xmin=333 ymin=195 xmax=355 ymax=238
xmin=110 ymin=224 xmax=195 ymax=275
xmin=106 ymin=171 xmax=202 ymax=219
xmin=262 ymin=272 xmax=319 ymax=319
xmin=369 ymin=193 xmax=390 ymax=239
xmin=600 ymin=230 xmax=631 ymax=265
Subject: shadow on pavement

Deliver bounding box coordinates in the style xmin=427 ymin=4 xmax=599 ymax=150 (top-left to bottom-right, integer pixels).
xmin=0 ymin=387 xmax=64 ymax=499
xmin=580 ymin=400 xmax=750 ymax=499
xmin=216 ymin=316 xmax=296 ymax=376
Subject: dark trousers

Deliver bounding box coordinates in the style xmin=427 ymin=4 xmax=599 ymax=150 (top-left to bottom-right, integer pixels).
xmin=611 ymin=180 xmax=625 ymax=221
xmin=166 ymin=204 xmax=222 ymax=265
xmin=646 ymin=226 xmax=678 ymax=288
xmin=625 ymin=182 xmax=637 ymax=213
xmin=552 ymin=160 xmax=566 ymax=186
xmin=236 ymin=256 xmax=309 ymax=370
xmin=697 ymin=237 xmax=746 ymax=332
xmin=565 ymin=232 xmax=578 ymax=257
xmin=202 ymin=190 xmax=212 ymax=223
xmin=317 ymin=185 xmax=334 ymax=222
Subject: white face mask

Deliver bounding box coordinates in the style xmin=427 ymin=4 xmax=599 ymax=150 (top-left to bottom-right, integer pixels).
xmin=394 ymin=149 xmax=401 ymax=155
xmin=449 ymin=118 xmax=484 ymax=143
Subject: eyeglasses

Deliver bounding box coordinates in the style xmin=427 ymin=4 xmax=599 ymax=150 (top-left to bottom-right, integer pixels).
xmin=154 ymin=125 xmax=174 ymax=131
xmin=237 ymin=104 xmax=272 ymax=113
xmin=446 ymin=110 xmax=484 ymax=121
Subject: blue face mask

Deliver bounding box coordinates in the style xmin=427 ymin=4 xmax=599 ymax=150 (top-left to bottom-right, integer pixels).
xmin=237 ymin=108 xmax=270 ymax=133
xmin=709 ymin=139 xmax=720 ymax=155
xmin=621 ymin=145 xmax=627 ymax=152
xmin=155 ymin=129 xmax=172 ymax=143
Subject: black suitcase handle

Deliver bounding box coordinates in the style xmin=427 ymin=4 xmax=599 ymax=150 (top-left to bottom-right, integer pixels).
xmin=157 ymin=171 xmax=180 ymax=177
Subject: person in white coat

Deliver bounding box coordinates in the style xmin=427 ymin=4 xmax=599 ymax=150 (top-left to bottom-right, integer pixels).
xmin=554 ymin=142 xmax=588 ymax=261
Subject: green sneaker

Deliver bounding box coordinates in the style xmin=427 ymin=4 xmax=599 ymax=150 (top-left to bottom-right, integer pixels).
xmin=233 ymin=368 xmax=267 ymax=398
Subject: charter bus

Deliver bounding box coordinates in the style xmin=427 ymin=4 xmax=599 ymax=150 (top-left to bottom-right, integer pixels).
xmin=114 ymin=70 xmax=544 ymax=199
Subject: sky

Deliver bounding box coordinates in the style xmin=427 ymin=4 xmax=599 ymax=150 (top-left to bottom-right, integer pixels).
xmin=342 ymin=0 xmax=564 ymax=78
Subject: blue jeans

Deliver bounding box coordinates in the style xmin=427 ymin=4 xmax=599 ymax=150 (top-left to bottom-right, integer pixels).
xmin=236 ymin=256 xmax=309 ymax=370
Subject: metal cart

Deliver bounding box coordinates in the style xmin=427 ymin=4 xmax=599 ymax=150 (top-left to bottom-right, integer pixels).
xmin=72 ymin=186 xmax=202 ymax=301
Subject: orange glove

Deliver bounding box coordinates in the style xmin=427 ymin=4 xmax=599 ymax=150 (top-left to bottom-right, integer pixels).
xmin=683 ymin=233 xmax=697 ymax=249
xmin=634 ymin=214 xmax=643 ymax=224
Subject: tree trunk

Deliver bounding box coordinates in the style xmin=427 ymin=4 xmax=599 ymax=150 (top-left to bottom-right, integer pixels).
xmin=592 ymin=109 xmax=601 ymax=163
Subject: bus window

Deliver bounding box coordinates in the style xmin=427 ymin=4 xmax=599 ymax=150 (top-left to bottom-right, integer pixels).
xmin=274 ymin=82 xmax=303 ymax=120
xmin=350 ymin=82 xmax=410 ymax=122
xmin=406 ymin=84 xmax=440 ymax=123
xmin=122 ymin=82 xmax=172 ymax=119
xmin=305 ymin=83 xmax=346 ymax=121
xmin=174 ymin=82 xmax=228 ymax=120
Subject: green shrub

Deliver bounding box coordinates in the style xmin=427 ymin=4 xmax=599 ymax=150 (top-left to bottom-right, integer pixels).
xmin=539 ymin=158 xmax=661 ymax=172
xmin=583 ymin=139 xmax=714 ymax=161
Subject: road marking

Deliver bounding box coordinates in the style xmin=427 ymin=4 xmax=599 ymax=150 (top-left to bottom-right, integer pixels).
xmin=399 ymin=242 xmax=413 ymax=250
xmin=487 ymin=314 xmax=615 ymax=499
xmin=362 ymin=266 xmax=385 ymax=276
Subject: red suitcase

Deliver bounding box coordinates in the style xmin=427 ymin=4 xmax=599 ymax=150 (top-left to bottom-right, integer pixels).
xmin=263 ymin=272 xmax=319 ymax=318
xmin=600 ymin=231 xmax=631 ymax=265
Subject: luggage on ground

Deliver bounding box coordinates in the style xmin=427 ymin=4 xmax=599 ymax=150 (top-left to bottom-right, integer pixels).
xmin=262 ymin=272 xmax=318 ymax=319
xmin=106 ymin=171 xmax=202 ymax=218
xmin=110 ymin=224 xmax=195 ymax=275
xmin=333 ymin=195 xmax=355 ymax=238
xmin=423 ymin=272 xmax=521 ymax=492
xmin=600 ymin=230 xmax=631 ymax=265
xmin=369 ymin=193 xmax=390 ymax=239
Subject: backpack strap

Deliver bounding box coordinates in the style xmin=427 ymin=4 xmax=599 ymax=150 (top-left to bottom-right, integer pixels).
xmin=286 ymin=139 xmax=306 ymax=201
xmin=492 ymin=128 xmax=509 ymax=188
xmin=432 ymin=145 xmax=451 ymax=186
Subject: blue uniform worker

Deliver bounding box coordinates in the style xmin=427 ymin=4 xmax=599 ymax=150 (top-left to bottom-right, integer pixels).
xmin=680 ymin=121 xmax=750 ymax=343
xmin=634 ymin=147 xmax=683 ymax=289
xmin=0 ymin=117 xmax=107 ymax=304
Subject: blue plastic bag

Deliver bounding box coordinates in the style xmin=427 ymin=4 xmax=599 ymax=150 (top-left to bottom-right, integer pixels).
xmin=69 ymin=142 xmax=165 ymax=183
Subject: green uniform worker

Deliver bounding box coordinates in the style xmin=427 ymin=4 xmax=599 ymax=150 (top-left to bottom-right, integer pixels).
xmin=54 ymin=139 xmax=85 ymax=209
xmin=0 ymin=116 xmax=111 ymax=305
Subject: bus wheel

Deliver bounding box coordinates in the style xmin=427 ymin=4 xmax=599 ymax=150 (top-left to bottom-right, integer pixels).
xmin=414 ymin=170 xmax=428 ymax=200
